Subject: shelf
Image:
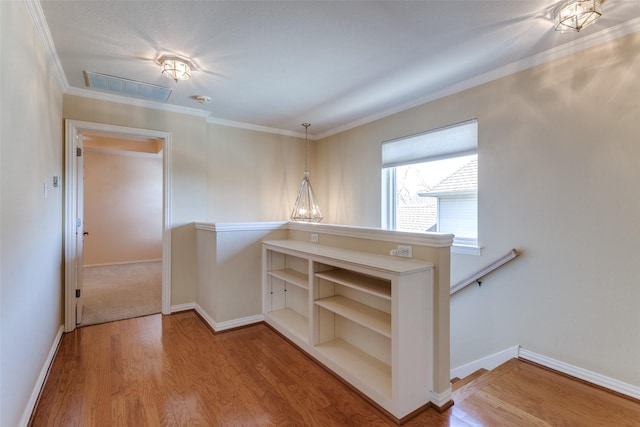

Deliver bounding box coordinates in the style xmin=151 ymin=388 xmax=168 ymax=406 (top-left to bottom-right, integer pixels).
xmin=315 ymin=295 xmax=391 ymax=338
xmin=268 ymin=268 xmax=308 ymax=290
xmin=315 ymin=338 xmax=391 ymax=399
xmin=315 ymin=269 xmax=391 ymax=300
xmin=263 ymin=240 xmax=434 ymax=275
xmin=266 ymin=308 xmax=308 ymax=342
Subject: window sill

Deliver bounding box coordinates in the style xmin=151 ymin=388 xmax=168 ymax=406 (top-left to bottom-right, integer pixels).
xmin=452 ymin=244 xmax=482 ymax=256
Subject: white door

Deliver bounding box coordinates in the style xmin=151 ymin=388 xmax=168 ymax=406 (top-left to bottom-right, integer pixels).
xmin=75 ymin=134 xmax=85 ymax=324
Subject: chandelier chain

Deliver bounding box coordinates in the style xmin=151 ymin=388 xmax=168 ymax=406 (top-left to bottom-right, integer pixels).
xmin=303 ymin=123 xmax=310 ymax=174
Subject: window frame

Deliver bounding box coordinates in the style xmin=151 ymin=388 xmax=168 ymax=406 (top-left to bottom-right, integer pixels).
xmin=381 ymin=120 xmax=480 ymax=255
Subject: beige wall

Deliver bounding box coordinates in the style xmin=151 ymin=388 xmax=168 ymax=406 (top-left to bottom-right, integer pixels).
xmin=63 ymin=98 xmax=308 ymax=306
xmin=84 ymin=149 xmax=163 ymax=265
xmin=196 ymin=225 xmax=289 ymax=323
xmin=206 ymin=123 xmax=305 ymax=222
xmin=10 ymin=1 xmax=639 ymax=422
xmin=314 ymin=32 xmax=640 ymax=387
xmin=1 ymin=2 xmax=64 ymax=426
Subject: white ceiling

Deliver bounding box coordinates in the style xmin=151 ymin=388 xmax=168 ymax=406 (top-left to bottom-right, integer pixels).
xmin=38 ymin=1 xmax=640 ymax=138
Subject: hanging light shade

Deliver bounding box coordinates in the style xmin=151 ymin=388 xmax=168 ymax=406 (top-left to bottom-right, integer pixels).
xmin=158 ymin=56 xmax=193 ymax=82
xmin=554 ymin=0 xmax=603 ymax=33
xmin=291 ymin=123 xmax=323 ymax=223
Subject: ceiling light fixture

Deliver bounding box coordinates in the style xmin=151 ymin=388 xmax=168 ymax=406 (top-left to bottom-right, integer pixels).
xmin=158 ymin=56 xmax=193 ymax=82
xmin=554 ymin=0 xmax=603 ymax=32
xmin=291 ymin=123 xmax=323 ymax=223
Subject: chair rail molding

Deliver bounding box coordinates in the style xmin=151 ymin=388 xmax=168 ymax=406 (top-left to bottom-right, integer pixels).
xmin=195 ymin=221 xmax=287 ymax=232
xmin=287 ymin=221 xmax=454 ymax=247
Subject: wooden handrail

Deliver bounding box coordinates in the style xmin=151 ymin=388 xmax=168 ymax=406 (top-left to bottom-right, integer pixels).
xmin=450 ymin=249 xmax=519 ymax=295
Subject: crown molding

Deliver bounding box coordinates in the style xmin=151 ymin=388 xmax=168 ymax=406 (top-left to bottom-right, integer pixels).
xmin=24 ymin=0 xmax=68 ymax=90
xmin=27 ymin=0 xmax=640 ymax=141
xmin=65 ymin=86 xmax=211 ymax=117
xmin=314 ymin=16 xmax=640 ymax=140
xmin=206 ymin=117 xmax=312 ymax=139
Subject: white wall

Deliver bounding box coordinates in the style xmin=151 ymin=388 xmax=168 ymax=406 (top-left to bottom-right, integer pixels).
xmin=0 ymin=2 xmax=64 ymax=426
xmin=314 ymin=32 xmax=640 ymax=388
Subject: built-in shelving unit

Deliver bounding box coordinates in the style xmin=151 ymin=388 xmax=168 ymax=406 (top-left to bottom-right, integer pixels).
xmin=263 ymin=248 xmax=310 ymax=344
xmin=262 ymin=239 xmax=436 ymax=423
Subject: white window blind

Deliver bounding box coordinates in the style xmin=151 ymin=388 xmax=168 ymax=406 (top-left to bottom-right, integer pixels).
xmin=382 ymin=119 xmax=477 ymax=168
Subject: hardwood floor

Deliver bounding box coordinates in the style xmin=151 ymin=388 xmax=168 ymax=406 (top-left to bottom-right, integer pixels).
xmin=31 ymin=311 xmax=640 ymax=426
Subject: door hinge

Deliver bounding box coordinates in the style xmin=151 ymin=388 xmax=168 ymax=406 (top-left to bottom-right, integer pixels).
xmin=76 ymin=289 xmax=81 ymax=298
xmin=76 ymin=147 xmax=82 ymax=157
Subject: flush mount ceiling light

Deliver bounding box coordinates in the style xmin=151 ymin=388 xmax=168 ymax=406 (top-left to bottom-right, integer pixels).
xmin=291 ymin=123 xmax=323 ymax=223
xmin=158 ymin=56 xmax=194 ymax=82
xmin=554 ymin=0 xmax=603 ymax=32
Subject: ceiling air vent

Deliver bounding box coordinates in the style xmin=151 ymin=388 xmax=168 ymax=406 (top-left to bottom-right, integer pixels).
xmin=85 ymin=71 xmax=172 ymax=102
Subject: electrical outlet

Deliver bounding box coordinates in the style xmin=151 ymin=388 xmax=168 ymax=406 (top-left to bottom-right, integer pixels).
xmin=397 ymin=245 xmax=412 ymax=258
xmin=311 ymin=233 xmax=319 ymax=243
xmin=390 ymin=249 xmax=398 ymax=256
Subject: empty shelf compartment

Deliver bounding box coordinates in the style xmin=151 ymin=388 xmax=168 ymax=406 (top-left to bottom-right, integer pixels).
xmin=266 ymin=308 xmax=308 ymax=342
xmin=315 ymin=269 xmax=391 ymax=300
xmin=268 ymin=268 xmax=309 ymax=289
xmin=315 ymin=338 xmax=391 ymax=399
xmin=315 ymin=295 xmax=391 ymax=338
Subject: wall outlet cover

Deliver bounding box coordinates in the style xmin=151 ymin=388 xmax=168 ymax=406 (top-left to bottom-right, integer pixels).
xmin=397 ymin=245 xmax=412 ymax=258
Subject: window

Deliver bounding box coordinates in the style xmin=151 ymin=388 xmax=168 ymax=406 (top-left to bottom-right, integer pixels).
xmin=382 ymin=119 xmax=478 ymax=249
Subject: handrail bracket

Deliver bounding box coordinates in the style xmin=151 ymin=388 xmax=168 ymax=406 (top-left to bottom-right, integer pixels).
xmin=450 ymin=249 xmax=519 ymax=295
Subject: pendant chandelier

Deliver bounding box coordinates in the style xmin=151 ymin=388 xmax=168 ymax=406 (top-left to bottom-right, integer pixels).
xmin=291 ymin=123 xmax=323 ymax=222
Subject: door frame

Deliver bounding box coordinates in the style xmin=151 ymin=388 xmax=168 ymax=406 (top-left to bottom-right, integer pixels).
xmin=64 ymin=120 xmax=172 ymax=332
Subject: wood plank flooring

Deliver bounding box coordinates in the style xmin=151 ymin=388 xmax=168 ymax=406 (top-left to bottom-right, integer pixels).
xmin=31 ymin=311 xmax=640 ymax=426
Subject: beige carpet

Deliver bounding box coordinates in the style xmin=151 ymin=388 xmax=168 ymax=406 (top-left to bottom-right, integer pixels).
xmin=80 ymin=262 xmax=162 ymax=326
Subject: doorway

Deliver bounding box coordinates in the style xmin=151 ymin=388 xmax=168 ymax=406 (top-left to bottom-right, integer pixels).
xmin=81 ymin=132 xmax=163 ymax=325
xmin=64 ymin=120 xmax=171 ymax=332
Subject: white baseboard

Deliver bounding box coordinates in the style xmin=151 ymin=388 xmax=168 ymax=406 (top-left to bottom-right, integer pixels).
xmin=194 ymin=304 xmax=263 ymax=332
xmin=214 ymin=314 xmax=264 ymax=332
xmin=19 ymin=325 xmax=64 ymax=427
xmin=430 ymin=388 xmax=453 ymax=408
xmin=450 ymin=345 xmax=520 ymax=380
xmin=84 ymin=259 xmax=162 ymax=268
xmin=170 ymin=302 xmax=196 ymax=313
xmin=518 ymin=348 xmax=640 ymax=401
xmin=451 ymin=346 xmax=640 ymax=402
